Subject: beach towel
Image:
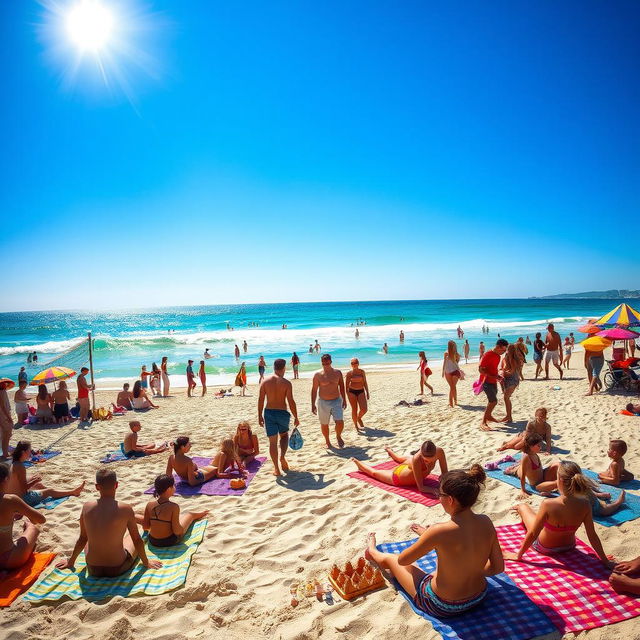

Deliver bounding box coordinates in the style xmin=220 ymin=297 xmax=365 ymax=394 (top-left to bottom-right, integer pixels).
xmin=376 ymin=538 xmax=556 ymax=640
xmin=144 ymin=456 xmax=266 ymax=497
xmin=620 ymin=410 xmax=640 ymax=417
xmin=35 ymin=496 xmax=69 ymax=510
xmin=100 ymin=449 xmax=128 ymax=463
xmin=23 ymin=520 xmax=207 ymax=603
xmin=347 ymin=460 xmax=440 ymax=507
xmin=8 ymin=447 xmax=62 ymax=467
xmin=484 ymin=454 xmax=640 ymax=526
xmin=499 ymin=523 xmax=640 ymax=634
xmin=0 ymin=552 xmax=55 ymax=607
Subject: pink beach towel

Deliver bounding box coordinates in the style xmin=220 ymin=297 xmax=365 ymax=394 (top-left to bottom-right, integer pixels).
xmin=498 ymin=523 xmax=640 ymax=634
xmin=347 ymin=460 xmax=440 ymax=507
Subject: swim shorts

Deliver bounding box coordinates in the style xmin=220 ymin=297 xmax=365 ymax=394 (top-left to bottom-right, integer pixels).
xmin=533 ymin=351 xmax=542 ymax=363
xmin=317 ymin=397 xmax=343 ymax=424
xmin=590 ymin=355 xmax=605 ymax=378
xmin=263 ymin=409 xmax=290 ymax=437
xmin=414 ymin=574 xmax=487 ymax=617
xmin=482 ymin=382 xmax=498 ymax=403
xmin=545 ymin=349 xmax=559 ymax=364
xmin=23 ymin=490 xmax=43 ymax=507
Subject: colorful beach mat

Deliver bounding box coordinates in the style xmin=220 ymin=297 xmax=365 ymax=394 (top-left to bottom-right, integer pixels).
xmin=376 ymin=539 xmax=556 ymax=640
xmin=0 ymin=552 xmax=55 ymax=607
xmin=499 ymin=523 xmax=640 ymax=633
xmin=99 ymin=448 xmax=128 ymax=463
xmin=144 ymin=456 xmax=266 ymax=497
xmin=23 ymin=520 xmax=207 ymax=603
xmin=347 ymin=460 xmax=440 ymax=507
xmin=8 ymin=447 xmax=62 ymax=467
xmin=484 ymin=455 xmax=640 ymax=526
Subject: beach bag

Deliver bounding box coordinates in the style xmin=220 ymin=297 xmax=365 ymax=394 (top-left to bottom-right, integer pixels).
xmin=472 ymin=378 xmax=484 ymax=395
xmin=289 ymin=427 xmax=304 ymax=450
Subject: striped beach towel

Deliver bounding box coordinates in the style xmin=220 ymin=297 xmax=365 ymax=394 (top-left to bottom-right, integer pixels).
xmin=23 ymin=520 xmax=207 ymax=602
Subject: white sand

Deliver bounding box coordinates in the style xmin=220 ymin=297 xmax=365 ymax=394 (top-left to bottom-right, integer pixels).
xmin=3 ymin=359 xmax=640 ymax=640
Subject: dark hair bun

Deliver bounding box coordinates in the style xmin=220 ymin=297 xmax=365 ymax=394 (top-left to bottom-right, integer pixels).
xmin=467 ymin=464 xmax=486 ymax=484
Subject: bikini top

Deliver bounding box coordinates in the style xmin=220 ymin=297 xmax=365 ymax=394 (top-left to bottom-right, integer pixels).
xmin=543 ymin=521 xmax=579 ymax=533
xmin=527 ymin=454 xmax=541 ymax=471
xmin=150 ymin=502 xmax=172 ymax=525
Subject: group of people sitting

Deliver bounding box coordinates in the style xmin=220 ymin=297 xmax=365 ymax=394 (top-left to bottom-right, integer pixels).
xmin=13 ymin=380 xmax=75 ymax=425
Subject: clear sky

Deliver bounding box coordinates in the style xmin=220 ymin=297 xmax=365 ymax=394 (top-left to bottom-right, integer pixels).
xmin=1 ymin=0 xmax=639 ymax=311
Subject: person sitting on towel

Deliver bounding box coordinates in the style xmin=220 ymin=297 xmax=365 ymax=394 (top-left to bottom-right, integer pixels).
xmin=610 ymin=556 xmax=640 ymax=595
xmin=122 ymin=421 xmax=168 ymax=458
xmin=365 ymin=465 xmax=503 ymax=617
xmin=56 ymin=468 xmax=162 ymax=577
xmin=0 ymin=462 xmax=46 ymax=570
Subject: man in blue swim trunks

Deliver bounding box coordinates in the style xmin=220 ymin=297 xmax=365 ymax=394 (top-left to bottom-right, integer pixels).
xmin=311 ymin=353 xmax=347 ymax=448
xmin=258 ymin=359 xmax=299 ymax=476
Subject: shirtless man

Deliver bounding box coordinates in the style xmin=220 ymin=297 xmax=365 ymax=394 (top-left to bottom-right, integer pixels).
xmin=544 ymin=323 xmax=564 ymax=380
xmin=115 ymin=383 xmax=133 ymax=410
xmin=258 ymin=359 xmax=299 ymax=476
xmin=311 ymin=354 xmax=347 ymax=448
xmin=77 ymin=367 xmax=93 ymax=422
xmin=57 ymin=468 xmax=161 ymax=577
xmin=122 ymin=420 xmax=168 ymax=458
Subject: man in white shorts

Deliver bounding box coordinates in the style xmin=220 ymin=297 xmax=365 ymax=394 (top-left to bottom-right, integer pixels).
xmin=311 ymin=354 xmax=347 ymax=448
xmin=544 ymin=323 xmax=564 ymax=380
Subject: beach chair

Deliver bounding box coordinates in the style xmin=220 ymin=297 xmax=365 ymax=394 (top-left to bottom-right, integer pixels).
xmin=603 ymin=361 xmax=636 ymax=392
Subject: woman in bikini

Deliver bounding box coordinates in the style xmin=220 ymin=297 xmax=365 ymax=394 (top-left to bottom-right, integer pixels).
xmin=233 ymin=421 xmax=260 ymax=464
xmin=366 ymin=465 xmax=504 ymax=617
xmin=505 ymin=460 xmax=613 ymax=564
xmin=442 ymin=341 xmax=462 ymax=408
xmin=35 ymin=384 xmax=53 ymax=424
xmin=498 ymin=407 xmax=552 ymax=453
xmin=139 ymin=474 xmax=208 ymax=547
xmin=345 ymin=358 xmax=370 ymax=432
xmin=161 ymin=356 xmax=170 ymax=397
xmin=417 ymin=351 xmax=433 ymax=395
xmin=166 ymin=437 xmax=218 ymax=486
xmin=504 ymin=433 xmax=559 ymax=498
xmin=51 ymin=380 xmax=71 ymax=424
xmin=350 ymin=440 xmax=448 ymax=497
xmin=499 ymin=344 xmax=520 ymax=423
xmin=210 ymin=438 xmax=247 ymax=479
xmin=131 ymin=380 xmax=159 ymax=410
xmin=8 ymin=441 xmax=85 ymax=508
xmin=0 ymin=462 xmax=46 ymax=570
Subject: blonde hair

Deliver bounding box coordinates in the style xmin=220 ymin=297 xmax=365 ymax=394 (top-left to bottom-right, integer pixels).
xmin=557 ymin=460 xmax=597 ymax=497
xmin=447 ymin=341 xmax=459 ymax=361
xmin=220 ymin=437 xmax=240 ymax=464
xmin=236 ymin=421 xmax=253 ymax=439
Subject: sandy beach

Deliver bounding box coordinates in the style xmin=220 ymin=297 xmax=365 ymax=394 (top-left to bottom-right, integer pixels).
xmin=2 ymin=358 xmax=639 ymax=640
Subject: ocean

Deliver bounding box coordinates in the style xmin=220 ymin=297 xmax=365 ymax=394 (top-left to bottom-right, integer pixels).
xmin=0 ymin=299 xmax=629 ymax=388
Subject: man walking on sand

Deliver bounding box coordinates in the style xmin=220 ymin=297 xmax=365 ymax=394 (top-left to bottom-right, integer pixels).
xmin=311 ymin=353 xmax=347 ymax=448
xmin=57 ymin=468 xmax=161 ymax=576
xmin=258 ymin=359 xmax=299 ymax=476
xmin=77 ymin=367 xmax=93 ymax=422
xmin=479 ymin=338 xmax=508 ymax=431
xmin=544 ymin=323 xmax=564 ymax=380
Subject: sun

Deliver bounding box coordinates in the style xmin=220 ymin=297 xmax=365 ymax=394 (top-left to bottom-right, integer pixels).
xmin=65 ymin=0 xmax=115 ymax=52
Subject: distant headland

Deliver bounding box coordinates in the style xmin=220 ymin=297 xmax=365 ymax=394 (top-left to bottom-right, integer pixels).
xmin=530 ymin=289 xmax=640 ymax=300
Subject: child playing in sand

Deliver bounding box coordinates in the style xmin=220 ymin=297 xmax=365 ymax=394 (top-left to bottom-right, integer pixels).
xmin=8 ymin=441 xmax=85 ymax=507
xmin=598 ymin=440 xmax=634 ymax=485
xmin=139 ymin=474 xmax=208 ymax=547
xmin=497 ymin=407 xmax=552 ymax=453
xmin=233 ymin=421 xmax=260 ymax=464
xmin=122 ymin=421 xmax=168 ymax=458
xmin=504 ymin=433 xmax=559 ymax=498
xmin=350 ymin=440 xmax=448 ymax=497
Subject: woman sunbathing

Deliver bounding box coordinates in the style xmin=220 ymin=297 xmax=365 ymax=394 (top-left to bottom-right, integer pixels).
xmin=350 ymin=440 xmax=448 ymax=496
xmin=131 ymin=381 xmax=158 ymax=410
xmin=233 ymin=422 xmax=260 ymax=464
xmin=365 ymin=465 xmax=504 ymax=617
xmin=166 ymin=437 xmax=218 ymax=486
xmin=139 ymin=474 xmax=208 ymax=547
xmin=0 ymin=462 xmax=46 ymax=570
xmin=498 ymin=407 xmax=552 ymax=453
xmin=504 ymin=433 xmax=559 ymax=498
xmin=505 ymin=460 xmax=613 ymax=565
xmin=8 ymin=441 xmax=85 ymax=508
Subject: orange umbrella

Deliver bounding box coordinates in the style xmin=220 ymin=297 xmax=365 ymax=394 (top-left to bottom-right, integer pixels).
xmin=0 ymin=378 xmax=15 ymax=390
xmin=580 ymin=336 xmax=612 ymax=351
xmin=578 ymin=324 xmax=601 ymax=334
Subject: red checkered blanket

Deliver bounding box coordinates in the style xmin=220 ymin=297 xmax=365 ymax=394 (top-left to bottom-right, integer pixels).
xmin=498 ymin=523 xmax=640 ymax=633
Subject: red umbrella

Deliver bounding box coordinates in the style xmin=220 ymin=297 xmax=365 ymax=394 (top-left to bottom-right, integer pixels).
xmin=597 ymin=328 xmax=640 ymax=340
xmin=578 ymin=324 xmax=601 ymax=334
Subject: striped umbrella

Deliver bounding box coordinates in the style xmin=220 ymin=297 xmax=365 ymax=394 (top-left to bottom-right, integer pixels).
xmin=30 ymin=366 xmax=76 ymax=386
xmin=593 ymin=303 xmax=640 ymax=328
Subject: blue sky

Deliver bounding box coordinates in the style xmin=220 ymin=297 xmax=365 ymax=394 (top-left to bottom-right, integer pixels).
xmin=1 ymin=0 xmax=639 ymax=311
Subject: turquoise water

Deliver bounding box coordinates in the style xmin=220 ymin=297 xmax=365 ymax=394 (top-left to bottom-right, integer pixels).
xmin=0 ymin=299 xmax=629 ymax=386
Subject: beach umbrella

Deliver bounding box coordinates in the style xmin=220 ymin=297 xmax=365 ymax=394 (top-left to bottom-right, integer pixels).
xmin=30 ymin=366 xmax=76 ymax=386
xmin=578 ymin=324 xmax=601 ymax=334
xmin=596 ymin=328 xmax=640 ymax=340
xmin=0 ymin=378 xmax=15 ymax=390
xmin=580 ymin=336 xmax=612 ymax=351
xmin=593 ymin=303 xmax=640 ymax=328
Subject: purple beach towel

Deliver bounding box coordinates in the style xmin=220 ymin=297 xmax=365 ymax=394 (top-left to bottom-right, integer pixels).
xmin=145 ymin=456 xmax=266 ymax=496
